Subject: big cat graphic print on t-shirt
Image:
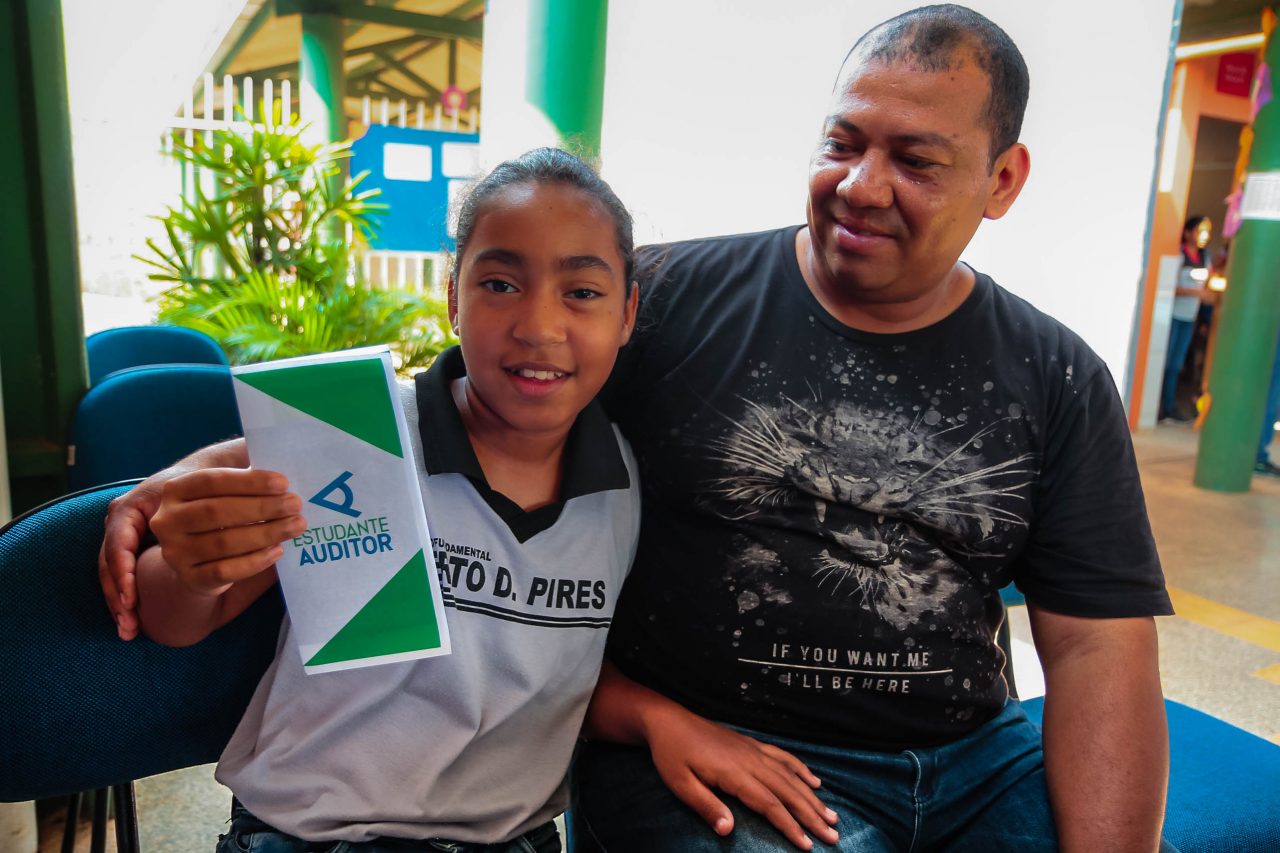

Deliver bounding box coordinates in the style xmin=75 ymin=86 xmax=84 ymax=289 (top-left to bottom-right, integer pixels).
xmin=709 ymin=394 xmax=1035 ymax=628
xmin=691 ymin=349 xmax=1039 ymax=725
xmin=601 ymin=226 xmax=1172 ymax=751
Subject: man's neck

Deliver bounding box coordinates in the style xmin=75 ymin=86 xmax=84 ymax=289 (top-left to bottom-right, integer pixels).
xmin=795 ymin=227 xmax=975 ymax=334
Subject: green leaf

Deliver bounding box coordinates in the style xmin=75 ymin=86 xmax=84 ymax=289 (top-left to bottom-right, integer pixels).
xmin=146 ymin=120 xmax=456 ymax=373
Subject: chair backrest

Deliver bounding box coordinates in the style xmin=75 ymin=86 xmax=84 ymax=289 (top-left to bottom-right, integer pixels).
xmin=86 ymin=325 xmax=228 ymax=386
xmin=0 ymin=482 xmax=283 ymax=802
xmin=1002 ymin=599 xmax=1280 ymax=852
xmin=68 ymin=364 xmax=244 ymax=491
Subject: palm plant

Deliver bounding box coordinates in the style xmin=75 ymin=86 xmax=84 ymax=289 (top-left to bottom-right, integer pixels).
xmin=140 ymin=117 xmax=455 ymax=371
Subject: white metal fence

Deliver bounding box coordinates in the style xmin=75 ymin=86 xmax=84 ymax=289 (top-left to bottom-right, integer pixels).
xmin=357 ymin=92 xmax=479 ymax=297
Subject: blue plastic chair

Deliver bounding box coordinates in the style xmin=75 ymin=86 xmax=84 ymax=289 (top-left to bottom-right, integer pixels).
xmin=85 ymin=326 xmax=227 ymax=386
xmin=67 ymin=364 xmax=243 ymax=491
xmin=1004 ymin=606 xmax=1280 ymax=852
xmin=0 ymin=481 xmax=283 ymax=851
xmin=1019 ymin=697 xmax=1280 ymax=851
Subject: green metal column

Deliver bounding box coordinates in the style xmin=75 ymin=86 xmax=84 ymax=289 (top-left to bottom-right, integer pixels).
xmin=525 ymin=0 xmax=609 ymax=160
xmin=1195 ymin=19 xmax=1280 ymax=492
xmin=301 ymin=10 xmax=346 ymax=144
xmin=300 ymin=10 xmax=346 ymax=245
xmin=0 ymin=0 xmax=86 ymax=513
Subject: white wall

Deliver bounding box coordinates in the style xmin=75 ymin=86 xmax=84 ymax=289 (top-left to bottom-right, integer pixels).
xmin=591 ymin=0 xmax=1176 ymax=381
xmin=63 ymin=0 xmax=243 ymax=327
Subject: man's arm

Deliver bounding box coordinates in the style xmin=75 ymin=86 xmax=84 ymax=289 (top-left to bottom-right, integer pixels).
xmin=1028 ymin=605 xmax=1169 ymax=853
xmin=584 ymin=660 xmax=840 ymax=851
xmin=99 ymin=437 xmax=254 ymax=639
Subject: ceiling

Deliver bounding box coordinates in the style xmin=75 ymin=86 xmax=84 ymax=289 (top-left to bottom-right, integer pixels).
xmin=201 ymin=0 xmax=1276 ymax=124
xmin=210 ymin=0 xmax=484 ymax=124
xmin=1178 ymin=0 xmax=1275 ymax=43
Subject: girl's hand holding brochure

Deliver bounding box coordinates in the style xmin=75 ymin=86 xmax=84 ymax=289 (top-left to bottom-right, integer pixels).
xmin=150 ymin=467 xmax=302 ymax=596
xmin=135 ymin=466 xmax=300 ymax=647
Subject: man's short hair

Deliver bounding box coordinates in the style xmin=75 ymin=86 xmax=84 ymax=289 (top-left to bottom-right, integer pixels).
xmin=841 ymin=4 xmax=1030 ymax=168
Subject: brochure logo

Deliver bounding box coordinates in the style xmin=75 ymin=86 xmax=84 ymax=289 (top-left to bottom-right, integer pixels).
xmin=309 ymin=471 xmax=363 ymax=518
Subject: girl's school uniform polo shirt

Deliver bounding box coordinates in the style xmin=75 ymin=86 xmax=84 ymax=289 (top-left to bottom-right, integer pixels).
xmin=216 ymin=347 xmax=640 ymax=843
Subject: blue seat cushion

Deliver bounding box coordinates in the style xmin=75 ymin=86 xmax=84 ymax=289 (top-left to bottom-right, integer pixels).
xmin=68 ymin=364 xmax=243 ymax=490
xmin=1020 ymin=697 xmax=1280 ymax=852
xmin=0 ymin=484 xmax=282 ymax=800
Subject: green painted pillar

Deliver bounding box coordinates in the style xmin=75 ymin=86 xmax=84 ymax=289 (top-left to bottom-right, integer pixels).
xmin=300 ymin=10 xmax=346 ymax=243
xmin=0 ymin=0 xmax=86 ymax=513
xmin=525 ymin=0 xmax=609 ymax=160
xmin=301 ymin=11 xmax=345 ymax=145
xmin=1195 ymin=20 xmax=1280 ymax=492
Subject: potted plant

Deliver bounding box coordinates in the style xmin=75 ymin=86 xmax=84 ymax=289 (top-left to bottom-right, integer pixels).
xmin=139 ymin=117 xmax=455 ymax=372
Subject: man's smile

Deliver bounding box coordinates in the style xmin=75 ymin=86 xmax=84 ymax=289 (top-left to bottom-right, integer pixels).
xmin=833 ymin=220 xmax=898 ymax=253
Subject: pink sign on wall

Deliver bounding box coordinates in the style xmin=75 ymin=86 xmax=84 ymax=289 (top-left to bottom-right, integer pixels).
xmin=1217 ymin=52 xmax=1257 ymax=98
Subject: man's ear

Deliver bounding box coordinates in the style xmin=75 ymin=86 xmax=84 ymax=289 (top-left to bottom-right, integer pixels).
xmin=983 ymin=143 xmax=1031 ymax=221
xmin=447 ymin=275 xmax=459 ymax=335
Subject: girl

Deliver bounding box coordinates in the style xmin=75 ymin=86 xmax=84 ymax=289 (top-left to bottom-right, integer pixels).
xmin=136 ymin=148 xmax=636 ymax=852
xmin=125 ymin=148 xmax=834 ymax=852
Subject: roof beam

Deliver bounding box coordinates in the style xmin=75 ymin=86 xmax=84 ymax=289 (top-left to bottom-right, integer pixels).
xmin=232 ymin=60 xmax=299 ymax=81
xmin=360 ymin=78 xmax=416 ymax=104
xmin=447 ymin=0 xmax=486 ymax=19
xmin=345 ymin=34 xmax=421 ymax=58
xmin=373 ymin=49 xmax=441 ymax=100
xmin=344 ymin=0 xmax=398 ymax=39
xmin=232 ymin=35 xmax=424 ymax=81
xmin=213 ymin=1 xmax=276 ymax=78
xmin=336 ymin=2 xmax=482 ymax=40
xmin=349 ymin=38 xmax=443 ymax=79
xmin=277 ymin=0 xmax=482 ymax=41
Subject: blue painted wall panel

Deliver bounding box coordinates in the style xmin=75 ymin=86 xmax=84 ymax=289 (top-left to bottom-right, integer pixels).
xmin=350 ymin=124 xmax=480 ymax=253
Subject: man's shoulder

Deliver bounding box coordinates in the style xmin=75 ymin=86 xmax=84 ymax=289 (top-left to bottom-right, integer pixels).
xmin=638 ymin=226 xmax=798 ymax=283
xmin=963 ymin=273 xmax=1126 ymax=439
xmin=977 ymin=272 xmax=1109 ymax=378
xmin=640 ymin=224 xmax=796 ymax=255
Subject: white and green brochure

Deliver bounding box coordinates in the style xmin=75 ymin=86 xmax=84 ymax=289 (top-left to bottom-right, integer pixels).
xmin=232 ymin=346 xmax=451 ymax=674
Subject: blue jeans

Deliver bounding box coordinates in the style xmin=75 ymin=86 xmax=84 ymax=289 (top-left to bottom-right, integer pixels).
xmin=1256 ymin=334 xmax=1280 ymax=463
xmin=1161 ymin=318 xmax=1195 ymax=415
xmin=571 ymin=701 xmax=1177 ymax=852
xmin=215 ymin=800 xmax=561 ymax=853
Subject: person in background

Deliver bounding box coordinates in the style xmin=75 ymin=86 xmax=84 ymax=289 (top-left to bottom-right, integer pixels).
xmin=1254 ymin=332 xmax=1280 ymax=477
xmin=1160 ymin=215 xmax=1213 ymax=422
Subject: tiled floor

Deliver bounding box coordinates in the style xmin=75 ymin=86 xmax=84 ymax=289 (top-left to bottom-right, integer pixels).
xmin=35 ymin=424 xmax=1280 ymax=851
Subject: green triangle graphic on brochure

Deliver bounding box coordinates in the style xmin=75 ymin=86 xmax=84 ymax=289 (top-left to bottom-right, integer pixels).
xmin=238 ymin=359 xmax=402 ymax=458
xmin=305 ymin=549 xmax=441 ymax=667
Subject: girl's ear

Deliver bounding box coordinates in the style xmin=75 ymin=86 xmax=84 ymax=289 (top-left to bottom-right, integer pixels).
xmin=447 ymin=275 xmax=459 ymax=336
xmin=620 ymin=282 xmax=640 ymax=345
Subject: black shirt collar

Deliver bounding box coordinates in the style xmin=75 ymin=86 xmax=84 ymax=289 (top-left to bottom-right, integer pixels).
xmin=414 ymin=346 xmax=630 ymax=501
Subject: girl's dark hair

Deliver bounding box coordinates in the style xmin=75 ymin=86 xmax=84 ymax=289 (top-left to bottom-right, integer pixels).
xmin=1184 ymin=214 xmax=1209 ymax=234
xmin=452 ymin=147 xmax=636 ymax=292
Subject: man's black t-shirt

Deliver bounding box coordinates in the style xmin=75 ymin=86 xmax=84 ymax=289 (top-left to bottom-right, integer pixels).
xmin=602 ymin=226 xmax=1172 ymax=750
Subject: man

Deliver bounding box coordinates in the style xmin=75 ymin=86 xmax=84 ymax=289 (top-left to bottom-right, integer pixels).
xmin=102 ymin=5 xmax=1174 ymax=851
xmin=574 ymin=6 xmax=1172 ymax=851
